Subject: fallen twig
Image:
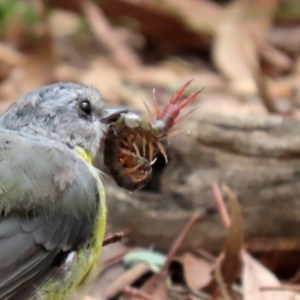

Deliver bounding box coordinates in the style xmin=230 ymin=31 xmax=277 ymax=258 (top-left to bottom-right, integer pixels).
xmin=102 ymin=231 xmax=124 ymax=247
xmin=211 ymin=182 xmax=230 ymax=228
xmin=142 ymin=212 xmax=201 ymax=294
xmin=104 ymin=263 xmax=151 ymax=299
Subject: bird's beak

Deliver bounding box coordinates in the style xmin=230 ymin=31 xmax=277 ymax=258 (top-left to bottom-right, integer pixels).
xmin=101 ymin=108 xmax=128 ymax=124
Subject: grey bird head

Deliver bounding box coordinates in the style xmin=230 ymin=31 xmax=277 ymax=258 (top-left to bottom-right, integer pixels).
xmin=0 ymin=82 xmax=126 ymax=156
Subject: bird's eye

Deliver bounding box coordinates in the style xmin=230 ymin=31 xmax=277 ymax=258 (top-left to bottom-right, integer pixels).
xmin=79 ymin=100 xmax=92 ymax=115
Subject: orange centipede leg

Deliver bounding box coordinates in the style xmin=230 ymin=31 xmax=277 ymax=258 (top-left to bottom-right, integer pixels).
xmin=177 ymin=87 xmax=204 ymax=111
xmin=149 ymin=141 xmax=154 ymax=161
xmin=119 ymin=153 xmax=129 ymax=166
xmin=124 ymin=163 xmax=143 ymax=174
xmin=169 ymin=78 xmax=195 ymax=105
xmin=122 ymin=140 xmax=130 ymax=148
xmin=119 ymin=149 xmax=136 ymax=160
xmin=133 ymin=143 xmax=141 ymax=157
xmin=174 ymin=107 xmax=199 ymax=125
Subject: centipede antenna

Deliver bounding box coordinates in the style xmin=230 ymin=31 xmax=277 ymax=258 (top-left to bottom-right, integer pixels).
xmin=133 ymin=143 xmax=141 ymax=157
xmin=157 ymin=141 xmax=168 ymax=163
xmin=141 ymin=98 xmax=155 ymax=123
xmin=165 ymin=129 xmax=186 ymax=138
xmin=152 ymin=88 xmax=161 ymax=117
xmin=177 ymin=87 xmax=204 ymax=111
xmin=169 ymin=78 xmax=195 ymax=105
xmin=174 ymin=107 xmax=200 ymax=125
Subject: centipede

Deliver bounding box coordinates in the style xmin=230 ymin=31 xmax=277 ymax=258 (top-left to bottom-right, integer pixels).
xmin=104 ymin=79 xmax=203 ymax=192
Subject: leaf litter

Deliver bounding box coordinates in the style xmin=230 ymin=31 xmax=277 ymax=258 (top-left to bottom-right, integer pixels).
xmin=1 ymin=0 xmax=300 ymax=299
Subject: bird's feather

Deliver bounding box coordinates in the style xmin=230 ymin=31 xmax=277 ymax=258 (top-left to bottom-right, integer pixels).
xmin=0 ymin=129 xmax=103 ymax=299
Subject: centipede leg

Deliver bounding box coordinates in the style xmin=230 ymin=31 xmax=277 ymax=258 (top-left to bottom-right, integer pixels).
xmin=149 ymin=142 xmax=154 ymax=161
xmin=142 ymin=136 xmax=147 ymax=157
xmin=119 ymin=149 xmax=136 ymax=161
xmin=142 ymin=98 xmax=155 ymax=122
xmin=133 ymin=142 xmax=141 ymax=157
xmin=169 ymin=78 xmax=195 ymax=105
xmin=124 ymin=162 xmax=143 ymax=174
xmin=150 ymin=157 xmax=157 ymax=166
xmin=121 ymin=141 xmax=130 ymax=151
xmin=119 ymin=155 xmax=129 ymax=166
xmin=174 ymin=107 xmax=199 ymax=125
xmin=177 ymin=87 xmax=204 ymax=110
xmin=156 ymin=141 xmax=168 ymax=163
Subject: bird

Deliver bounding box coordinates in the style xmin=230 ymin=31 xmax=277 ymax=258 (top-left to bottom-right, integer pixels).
xmin=0 ymin=82 xmax=126 ymax=300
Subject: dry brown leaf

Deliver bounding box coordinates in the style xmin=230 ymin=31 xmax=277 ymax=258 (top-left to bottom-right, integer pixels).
xmin=141 ymin=213 xmax=200 ymax=295
xmin=268 ymin=74 xmax=300 ymax=99
xmin=267 ymin=26 xmax=300 ymax=53
xmin=149 ymin=281 xmax=168 ymax=300
xmin=90 ymin=263 xmax=125 ymax=300
xmin=123 ymin=64 xmax=188 ymax=89
xmin=123 ymin=286 xmax=153 ymax=300
xmin=0 ymin=25 xmax=56 ymax=104
xmin=242 ymin=250 xmax=300 ymax=300
xmin=81 ymin=0 xmax=140 ymax=69
xmin=212 ymin=0 xmax=279 ymax=94
xmin=219 ymin=185 xmax=243 ymax=285
xmin=152 ymin=0 xmax=224 ymax=33
xmin=102 ymin=263 xmax=151 ymax=299
xmin=181 ymin=253 xmax=212 ymax=292
xmin=49 ymin=10 xmax=81 ymax=38
xmin=123 ymin=59 xmax=225 ymax=91
xmin=0 ymin=43 xmax=25 ymax=67
xmin=260 ymin=43 xmax=293 ymax=72
xmin=202 ymin=185 xmax=243 ymax=298
xmin=79 ymin=60 xmax=136 ymax=106
xmin=53 ymin=63 xmax=80 ymax=83
xmin=16 ymin=33 xmax=56 ymax=94
xmin=213 ymin=16 xmax=259 ymax=94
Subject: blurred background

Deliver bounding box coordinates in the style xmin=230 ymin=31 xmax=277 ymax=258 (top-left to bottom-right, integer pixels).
xmin=2 ymin=0 xmax=300 ymax=299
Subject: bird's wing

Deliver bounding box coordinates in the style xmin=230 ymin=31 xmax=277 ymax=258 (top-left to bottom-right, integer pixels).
xmin=0 ymin=129 xmax=103 ymax=299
